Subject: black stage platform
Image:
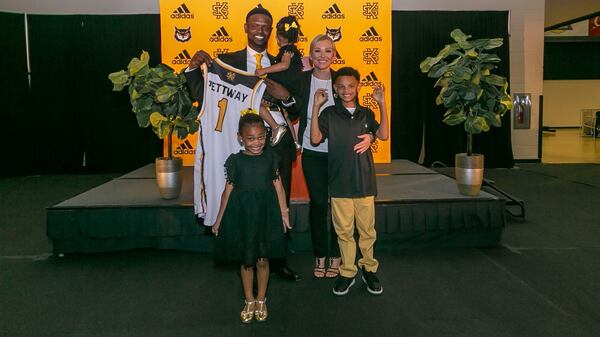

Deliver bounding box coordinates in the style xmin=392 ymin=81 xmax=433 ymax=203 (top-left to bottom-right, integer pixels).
xmin=46 ymin=160 xmax=505 ymax=254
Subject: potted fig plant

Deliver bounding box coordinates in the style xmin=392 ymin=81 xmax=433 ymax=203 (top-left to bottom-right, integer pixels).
xmin=420 ymin=29 xmax=513 ymax=196
xmin=109 ymin=51 xmax=198 ymax=199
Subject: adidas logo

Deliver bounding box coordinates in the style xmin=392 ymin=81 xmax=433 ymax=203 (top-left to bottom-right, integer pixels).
xmin=172 ymin=49 xmax=191 ymax=65
xmin=209 ymin=26 xmax=232 ymax=42
xmin=361 ymin=71 xmax=379 ymax=86
xmin=212 ymin=48 xmax=230 ymax=57
xmin=174 ymin=139 xmax=195 ymax=155
xmin=360 ymin=26 xmax=382 ymax=42
xmin=171 ymin=3 xmax=194 ymax=19
xmin=332 ymin=54 xmax=345 ymax=65
xmin=322 ymin=3 xmax=345 ymax=19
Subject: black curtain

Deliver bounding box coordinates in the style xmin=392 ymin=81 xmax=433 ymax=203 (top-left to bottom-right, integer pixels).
xmin=28 ymin=15 xmax=86 ymax=173
xmin=78 ymin=15 xmax=162 ymax=173
xmin=0 ymin=12 xmax=32 ymax=177
xmin=391 ymin=11 xmax=514 ymax=168
xmin=24 ymin=14 xmax=162 ymax=175
xmin=544 ymin=40 xmax=600 ymax=80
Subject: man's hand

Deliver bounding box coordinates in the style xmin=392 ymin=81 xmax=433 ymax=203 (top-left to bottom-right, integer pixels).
xmin=281 ymin=209 xmax=292 ymax=233
xmin=189 ymin=50 xmax=212 ymax=70
xmin=264 ymin=78 xmax=290 ymax=100
xmin=255 ymin=68 xmax=267 ymax=77
xmin=211 ymin=221 xmax=221 ymax=236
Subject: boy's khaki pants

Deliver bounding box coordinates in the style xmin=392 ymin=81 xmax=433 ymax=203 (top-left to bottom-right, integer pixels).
xmin=331 ymin=196 xmax=379 ymax=278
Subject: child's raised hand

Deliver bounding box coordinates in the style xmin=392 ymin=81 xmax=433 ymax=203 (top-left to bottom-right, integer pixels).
xmin=372 ymin=83 xmax=385 ymax=106
xmin=313 ymin=88 xmax=329 ymax=108
xmin=281 ymin=209 xmax=292 ymax=233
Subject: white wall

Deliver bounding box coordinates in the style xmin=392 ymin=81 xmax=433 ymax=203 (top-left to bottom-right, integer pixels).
xmin=2 ymin=0 xmax=545 ymax=160
xmin=545 ymin=0 xmax=600 ymax=28
xmin=394 ymin=0 xmax=545 ymax=160
xmin=544 ymin=80 xmax=600 ymax=127
xmin=0 ymin=0 xmax=159 ymax=14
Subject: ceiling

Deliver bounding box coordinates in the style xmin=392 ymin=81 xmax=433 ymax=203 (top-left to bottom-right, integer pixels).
xmin=545 ymin=0 xmax=600 ymax=28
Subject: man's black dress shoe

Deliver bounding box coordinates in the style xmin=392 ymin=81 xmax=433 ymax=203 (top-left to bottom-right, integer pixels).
xmin=276 ymin=264 xmax=301 ymax=281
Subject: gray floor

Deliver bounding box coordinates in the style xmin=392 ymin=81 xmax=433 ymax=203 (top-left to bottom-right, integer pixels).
xmin=1 ymin=163 xmax=600 ymax=337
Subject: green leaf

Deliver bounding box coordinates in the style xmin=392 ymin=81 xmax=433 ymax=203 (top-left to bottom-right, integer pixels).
xmin=436 ymin=44 xmax=457 ymax=59
xmin=108 ymin=70 xmax=130 ymax=90
xmin=443 ymin=107 xmax=460 ymax=117
xmin=135 ymin=97 xmax=154 ymax=111
xmin=434 ymin=77 xmax=450 ymax=88
xmin=500 ymin=95 xmax=513 ymax=110
xmin=451 ymin=66 xmax=472 ymax=81
xmin=450 ymin=29 xmax=471 ymax=42
xmin=484 ymin=111 xmax=502 ymax=127
xmin=483 ymin=74 xmax=506 ymax=86
xmin=444 ymin=90 xmax=459 ymax=107
xmin=157 ymin=120 xmax=173 ymax=139
xmin=130 ymin=89 xmax=141 ymax=100
xmin=466 ymin=49 xmax=478 ymax=57
xmin=436 ymin=92 xmax=444 ymax=105
xmin=480 ymin=53 xmax=501 ymax=63
xmin=469 ymin=39 xmax=488 ymax=49
xmin=163 ymin=101 xmax=179 ymax=117
xmin=420 ymin=57 xmax=438 ymax=72
xmin=135 ymin=108 xmax=153 ymax=128
xmin=140 ymin=50 xmax=150 ymax=63
xmin=443 ymin=111 xmax=466 ymax=125
xmin=112 ymin=83 xmax=126 ymax=91
xmin=172 ymin=118 xmax=189 ymax=128
xmin=155 ymin=85 xmax=176 ymax=103
xmin=483 ymin=38 xmax=504 ymax=50
xmin=150 ymin=112 xmax=167 ymax=127
xmin=464 ymin=116 xmax=489 ymax=134
xmin=458 ymin=40 xmax=472 ymax=50
xmin=128 ymin=56 xmax=149 ymax=76
xmin=428 ymin=62 xmax=448 ymax=78
xmin=471 ymin=71 xmax=481 ymax=86
xmin=463 ymin=90 xmax=476 ymax=101
xmin=476 ymin=88 xmax=484 ymax=100
xmin=477 ymin=116 xmax=490 ymax=132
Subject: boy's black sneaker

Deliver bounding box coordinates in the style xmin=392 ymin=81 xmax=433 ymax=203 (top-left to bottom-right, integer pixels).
xmin=361 ymin=268 xmax=383 ymax=295
xmin=332 ymin=276 xmax=355 ymax=296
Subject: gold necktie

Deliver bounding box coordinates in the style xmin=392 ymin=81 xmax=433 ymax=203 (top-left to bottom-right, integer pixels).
xmin=255 ymin=53 xmax=263 ymax=70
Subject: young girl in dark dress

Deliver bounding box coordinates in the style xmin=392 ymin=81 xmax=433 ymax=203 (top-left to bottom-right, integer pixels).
xmin=212 ymin=113 xmax=291 ymax=323
xmin=255 ymin=15 xmax=304 ymax=146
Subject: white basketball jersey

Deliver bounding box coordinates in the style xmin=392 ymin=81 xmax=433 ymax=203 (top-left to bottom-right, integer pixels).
xmin=194 ymin=58 xmax=266 ymax=226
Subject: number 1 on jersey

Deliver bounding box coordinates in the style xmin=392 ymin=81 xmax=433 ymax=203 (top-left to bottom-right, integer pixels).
xmin=214 ymin=98 xmax=228 ymax=132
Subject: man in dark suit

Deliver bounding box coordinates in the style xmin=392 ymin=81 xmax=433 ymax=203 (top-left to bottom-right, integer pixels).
xmin=185 ymin=6 xmax=300 ymax=281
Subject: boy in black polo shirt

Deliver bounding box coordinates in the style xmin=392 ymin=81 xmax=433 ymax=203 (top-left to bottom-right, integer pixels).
xmin=310 ymin=67 xmax=388 ymax=295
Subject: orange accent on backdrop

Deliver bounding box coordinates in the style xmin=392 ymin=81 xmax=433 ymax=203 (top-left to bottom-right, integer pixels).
xmin=160 ymin=0 xmax=392 ymax=199
xmin=590 ymin=16 xmax=600 ymax=36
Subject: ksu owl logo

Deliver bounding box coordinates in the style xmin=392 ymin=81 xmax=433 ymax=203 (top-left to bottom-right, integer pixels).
xmin=325 ymin=26 xmax=341 ymax=42
xmin=175 ymin=27 xmax=191 ymax=42
xmin=325 ymin=27 xmax=343 ymax=60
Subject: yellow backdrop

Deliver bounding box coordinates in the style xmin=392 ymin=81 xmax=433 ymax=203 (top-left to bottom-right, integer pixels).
xmin=160 ymin=0 xmax=391 ymax=164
